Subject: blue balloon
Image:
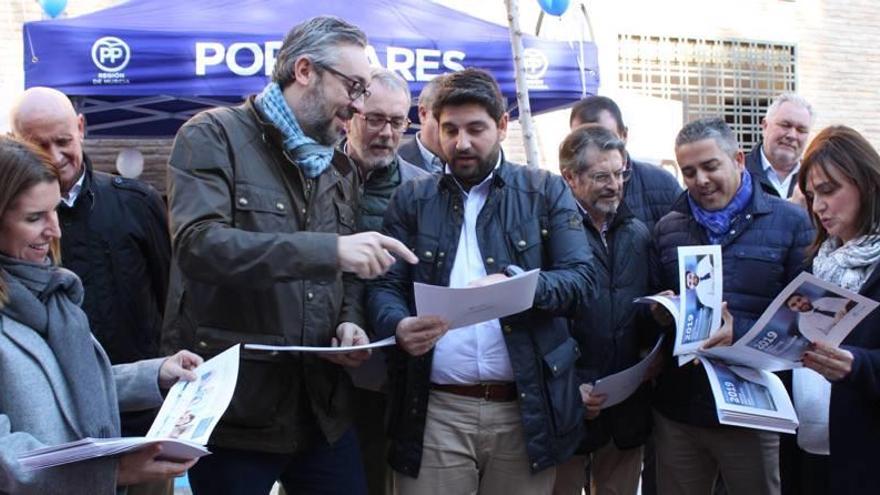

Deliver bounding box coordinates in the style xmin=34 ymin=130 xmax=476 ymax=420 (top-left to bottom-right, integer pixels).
xmin=537 ymin=0 xmax=570 ymax=16
xmin=39 ymin=0 xmax=68 ymax=18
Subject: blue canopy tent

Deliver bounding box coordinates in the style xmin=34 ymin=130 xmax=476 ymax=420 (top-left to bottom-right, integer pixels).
xmin=24 ymin=0 xmax=598 ymax=137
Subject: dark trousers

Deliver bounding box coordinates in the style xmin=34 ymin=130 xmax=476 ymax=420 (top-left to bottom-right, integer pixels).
xmin=189 ymin=428 xmax=367 ymax=495
xmin=352 ymin=388 xmax=391 ymax=495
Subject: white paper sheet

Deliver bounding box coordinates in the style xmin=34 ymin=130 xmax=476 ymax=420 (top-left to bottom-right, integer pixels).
xmin=244 ymin=335 xmax=397 ymax=353
xmin=414 ymin=269 xmax=540 ymax=329
xmin=592 ymin=336 xmax=665 ymax=409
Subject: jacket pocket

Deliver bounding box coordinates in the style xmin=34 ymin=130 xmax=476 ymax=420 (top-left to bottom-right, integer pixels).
xmin=193 ymin=326 xmax=292 ymax=429
xmin=506 ymin=217 xmax=543 ymax=267
xmin=412 ymin=234 xmax=440 ymax=279
xmin=233 ymin=183 xmax=294 ymax=232
xmin=334 ymin=200 xmax=357 ymax=235
xmin=729 ymin=246 xmax=785 ymax=297
xmin=542 ymin=337 xmax=583 ymax=436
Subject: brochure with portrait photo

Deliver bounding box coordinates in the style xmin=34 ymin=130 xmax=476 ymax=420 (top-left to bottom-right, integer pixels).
xmin=18 ymin=345 xmax=240 ymax=470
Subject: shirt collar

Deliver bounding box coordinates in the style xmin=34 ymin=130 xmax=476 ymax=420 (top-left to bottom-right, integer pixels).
xmin=61 ymin=171 xmax=86 ymax=208
xmin=415 ymin=133 xmax=442 ymax=168
xmin=760 ymin=146 xmax=800 ymax=179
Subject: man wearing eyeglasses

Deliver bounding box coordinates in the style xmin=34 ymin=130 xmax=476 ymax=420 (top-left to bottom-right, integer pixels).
xmin=342 ymin=67 xmax=428 ymax=494
xmin=554 ymin=124 xmax=659 ymax=495
xmin=164 ymin=16 xmax=418 ymax=495
xmin=345 ymin=68 xmax=430 ymax=233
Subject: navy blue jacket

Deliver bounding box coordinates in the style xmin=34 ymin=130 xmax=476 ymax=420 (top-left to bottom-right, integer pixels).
xmin=653 ymin=175 xmax=813 ymax=426
xmin=573 ymin=202 xmax=659 ymax=453
xmin=826 ymin=267 xmax=880 ymax=492
xmin=367 ymin=161 xmax=596 ymax=476
xmin=624 ymin=158 xmax=682 ymax=234
xmin=745 ymin=144 xmax=798 ymax=198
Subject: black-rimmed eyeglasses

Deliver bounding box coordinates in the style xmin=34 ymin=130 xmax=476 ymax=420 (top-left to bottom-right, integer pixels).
xmin=314 ymin=62 xmax=371 ymax=101
xmin=358 ymin=113 xmax=411 ymax=132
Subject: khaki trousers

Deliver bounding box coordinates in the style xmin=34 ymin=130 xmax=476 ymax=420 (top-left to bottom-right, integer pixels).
xmin=652 ymin=410 xmax=779 ymax=495
xmin=553 ymin=443 xmax=643 ymax=495
xmin=395 ymin=390 xmax=556 ymax=495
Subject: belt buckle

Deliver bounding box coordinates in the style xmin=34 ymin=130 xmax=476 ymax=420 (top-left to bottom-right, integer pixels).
xmin=483 ymin=384 xmax=491 ymax=401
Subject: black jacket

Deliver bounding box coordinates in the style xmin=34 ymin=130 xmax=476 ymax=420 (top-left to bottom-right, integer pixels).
xmin=624 ymin=158 xmax=682 ymax=234
xmin=573 ymin=202 xmax=659 ymax=453
xmin=59 ymin=155 xmax=170 ymax=365
xmin=367 ymin=161 xmax=596 ymax=477
xmin=652 ymin=176 xmax=812 ymax=426
xmin=826 ymin=267 xmax=880 ymax=492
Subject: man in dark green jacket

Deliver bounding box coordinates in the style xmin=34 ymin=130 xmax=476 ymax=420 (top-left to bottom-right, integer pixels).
xmin=343 ymin=67 xmax=428 ymax=495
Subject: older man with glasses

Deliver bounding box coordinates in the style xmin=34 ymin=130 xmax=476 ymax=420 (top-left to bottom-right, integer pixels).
xmin=553 ymin=124 xmax=660 ymax=495
xmin=342 ymin=67 xmax=429 ymax=494
xmin=164 ymin=15 xmax=418 ymax=495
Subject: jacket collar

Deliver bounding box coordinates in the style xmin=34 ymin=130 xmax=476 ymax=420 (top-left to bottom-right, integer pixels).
xmin=439 ymin=155 xmax=508 ymax=193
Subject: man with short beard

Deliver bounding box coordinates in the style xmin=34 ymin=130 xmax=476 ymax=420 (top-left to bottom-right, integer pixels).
xmin=367 ymin=68 xmax=595 ymax=494
xmin=553 ymin=124 xmax=658 ymax=495
xmin=345 ymin=68 xmax=429 ymax=232
xmin=342 ymin=67 xmax=428 ymax=494
xmin=745 ymin=93 xmax=814 ymax=199
xmin=164 ymin=16 xmax=417 ymax=495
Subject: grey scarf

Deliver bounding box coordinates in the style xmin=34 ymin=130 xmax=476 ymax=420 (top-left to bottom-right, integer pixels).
xmin=813 ymin=235 xmax=880 ymax=292
xmin=0 ymin=255 xmax=118 ymax=438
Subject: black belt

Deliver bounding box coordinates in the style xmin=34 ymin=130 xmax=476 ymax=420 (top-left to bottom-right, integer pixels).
xmin=430 ymin=382 xmax=518 ymax=402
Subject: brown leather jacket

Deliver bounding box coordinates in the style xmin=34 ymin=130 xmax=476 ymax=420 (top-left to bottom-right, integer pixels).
xmin=163 ymin=98 xmax=363 ymax=453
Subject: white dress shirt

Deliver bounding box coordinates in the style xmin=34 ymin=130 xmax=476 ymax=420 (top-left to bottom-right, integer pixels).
xmin=430 ymin=158 xmax=514 ymax=384
xmin=761 ymin=147 xmax=800 ymax=199
xmin=61 ymin=171 xmax=86 ymax=208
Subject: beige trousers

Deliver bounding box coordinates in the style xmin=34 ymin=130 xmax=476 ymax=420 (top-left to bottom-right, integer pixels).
xmin=553 ymin=442 xmax=643 ymax=495
xmin=395 ymin=390 xmax=556 ymax=495
xmin=652 ymin=410 xmax=780 ymax=495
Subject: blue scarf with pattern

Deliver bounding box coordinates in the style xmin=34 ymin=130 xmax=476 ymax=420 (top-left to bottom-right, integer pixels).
xmin=254 ymin=82 xmax=334 ymax=178
xmin=688 ymin=170 xmax=753 ymax=244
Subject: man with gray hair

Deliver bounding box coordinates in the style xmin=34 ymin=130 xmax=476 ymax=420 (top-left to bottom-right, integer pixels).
xmin=554 ymin=124 xmax=658 ymax=495
xmin=397 ymin=75 xmax=446 ymax=174
xmin=343 ymin=67 xmax=428 ymax=494
xmin=163 ymin=16 xmax=417 ymax=494
xmin=651 ymin=117 xmax=812 ymax=494
xmin=745 ymin=93 xmax=815 ymax=198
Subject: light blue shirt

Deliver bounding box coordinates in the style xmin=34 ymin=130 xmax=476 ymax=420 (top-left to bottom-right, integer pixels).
xmin=415 ymin=133 xmax=444 ymax=175
xmin=430 ymin=156 xmax=514 ymax=384
xmin=761 ymin=147 xmax=799 ymax=198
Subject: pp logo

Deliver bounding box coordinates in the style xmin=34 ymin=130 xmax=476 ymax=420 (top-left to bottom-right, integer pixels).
xmin=91 ymin=37 xmax=130 ymax=73
xmin=522 ymin=48 xmax=549 ymax=80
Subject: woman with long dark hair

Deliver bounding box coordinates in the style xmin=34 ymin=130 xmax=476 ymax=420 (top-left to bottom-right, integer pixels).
xmin=792 ymin=125 xmax=880 ymax=493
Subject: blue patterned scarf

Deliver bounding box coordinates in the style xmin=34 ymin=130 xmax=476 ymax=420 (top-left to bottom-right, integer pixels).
xmin=254 ymin=82 xmax=334 ymax=178
xmin=688 ymin=170 xmax=753 ymax=244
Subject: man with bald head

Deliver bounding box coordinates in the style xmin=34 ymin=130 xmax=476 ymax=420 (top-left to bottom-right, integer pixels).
xmin=10 ymin=86 xmax=173 ymax=494
xmin=10 ymin=87 xmax=171 ymax=369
